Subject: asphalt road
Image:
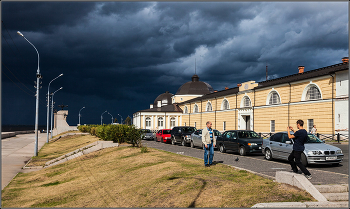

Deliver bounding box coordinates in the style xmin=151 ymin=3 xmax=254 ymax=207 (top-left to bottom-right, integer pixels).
xmin=142 ymin=140 xmax=349 ymax=185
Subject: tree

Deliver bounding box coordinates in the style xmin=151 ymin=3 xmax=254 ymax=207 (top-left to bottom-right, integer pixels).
xmin=125 ymin=116 xmax=131 ymax=125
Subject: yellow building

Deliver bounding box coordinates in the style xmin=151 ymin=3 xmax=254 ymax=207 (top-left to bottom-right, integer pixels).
xmin=133 ymin=57 xmax=348 ymax=138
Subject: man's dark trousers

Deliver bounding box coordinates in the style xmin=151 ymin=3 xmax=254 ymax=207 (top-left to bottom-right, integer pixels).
xmin=288 ymin=150 xmax=311 ymax=175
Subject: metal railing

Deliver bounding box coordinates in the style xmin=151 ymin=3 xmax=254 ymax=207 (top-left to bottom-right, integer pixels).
xmin=257 ymin=132 xmax=349 ymax=142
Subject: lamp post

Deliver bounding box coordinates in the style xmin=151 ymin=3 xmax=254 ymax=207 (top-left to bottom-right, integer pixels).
xmin=78 ymin=107 xmax=85 ymax=126
xmin=118 ymin=114 xmax=123 ymax=124
xmin=50 ymin=87 xmax=63 ymax=138
xmin=46 ymin=74 xmax=63 ymax=143
xmin=101 ymin=110 xmax=107 ymax=125
xmin=17 ymin=31 xmax=41 ymax=156
xmin=107 ymin=112 xmax=113 ymax=124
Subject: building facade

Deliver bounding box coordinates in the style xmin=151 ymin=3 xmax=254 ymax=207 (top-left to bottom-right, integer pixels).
xmin=133 ymin=57 xmax=348 ymax=137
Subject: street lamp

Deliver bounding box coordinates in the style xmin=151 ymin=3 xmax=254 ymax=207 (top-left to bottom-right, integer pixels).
xmin=79 ymin=107 xmax=85 ymax=126
xmin=17 ymin=31 xmax=41 ymax=156
xmin=118 ymin=114 xmax=123 ymax=124
xmin=101 ymin=110 xmax=107 ymax=125
xmin=46 ymin=74 xmax=63 ymax=143
xmin=50 ymin=87 xmax=63 ymax=138
xmin=107 ymin=112 xmax=113 ymax=124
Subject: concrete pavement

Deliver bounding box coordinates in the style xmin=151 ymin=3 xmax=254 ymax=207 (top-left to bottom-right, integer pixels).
xmin=1 ymin=132 xmax=47 ymax=190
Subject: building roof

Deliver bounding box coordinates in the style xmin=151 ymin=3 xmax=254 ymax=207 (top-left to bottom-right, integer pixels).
xmin=139 ymin=103 xmax=183 ymax=113
xmin=153 ymin=91 xmax=174 ymax=107
xmin=178 ymin=61 xmax=348 ymax=105
xmin=176 ymin=74 xmax=214 ymax=95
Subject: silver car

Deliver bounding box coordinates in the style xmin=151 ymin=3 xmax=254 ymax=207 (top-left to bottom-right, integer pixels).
xmin=140 ymin=129 xmax=154 ymax=140
xmin=262 ymin=131 xmax=344 ymax=166
xmin=190 ymin=129 xmax=221 ymax=149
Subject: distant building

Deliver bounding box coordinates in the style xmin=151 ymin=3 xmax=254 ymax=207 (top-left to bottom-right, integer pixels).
xmin=133 ymin=57 xmax=348 ymax=138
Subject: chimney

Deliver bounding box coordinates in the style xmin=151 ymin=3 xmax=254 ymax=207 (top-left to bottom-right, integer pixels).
xmin=342 ymin=57 xmax=349 ymax=64
xmin=150 ymin=104 xmax=153 ymax=109
xmin=225 ymin=86 xmax=229 ymax=90
xmin=298 ymin=66 xmax=304 ymax=74
xmin=214 ymin=90 xmax=218 ymax=93
xmin=157 ymin=101 xmax=161 ymax=107
xmin=237 ymin=84 xmax=242 ymax=87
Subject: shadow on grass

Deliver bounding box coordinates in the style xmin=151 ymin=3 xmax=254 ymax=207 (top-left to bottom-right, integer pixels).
xmin=188 ymin=177 xmax=207 ymax=208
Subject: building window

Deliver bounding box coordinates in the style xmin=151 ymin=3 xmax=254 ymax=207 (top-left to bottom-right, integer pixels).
xmin=268 ymin=92 xmax=281 ymax=105
xmin=308 ymin=119 xmax=314 ymax=133
xmin=184 ymin=106 xmax=188 ymax=114
xmin=206 ymin=102 xmax=212 ymax=112
xmin=243 ymin=96 xmax=251 ymax=107
xmin=223 ymin=121 xmax=226 ymax=131
xmin=193 ymin=104 xmax=199 ymax=113
xmin=306 ymin=86 xmax=321 ymax=100
xmin=194 ymin=122 xmax=197 ymax=128
xmin=180 ymin=98 xmax=183 ymax=101
xmin=145 ymin=117 xmax=151 ymax=128
xmin=270 ymin=120 xmax=275 ymax=132
xmin=222 ymin=99 xmax=229 ymax=110
xmin=184 ymin=122 xmax=186 ymax=126
xmin=158 ymin=117 xmax=164 ymax=127
xmin=170 ymin=117 xmax=176 ymax=128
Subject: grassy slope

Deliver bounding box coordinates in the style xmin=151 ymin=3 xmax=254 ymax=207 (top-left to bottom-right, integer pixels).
xmin=2 ymin=135 xmax=315 ymax=208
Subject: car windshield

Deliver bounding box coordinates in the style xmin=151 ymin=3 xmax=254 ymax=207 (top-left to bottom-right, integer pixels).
xmin=183 ymin=127 xmax=196 ymax=132
xmin=163 ymin=130 xmax=171 ymax=134
xmin=214 ymin=130 xmax=221 ymax=136
xmin=237 ymin=131 xmax=260 ymax=139
xmin=306 ymin=134 xmax=323 ymax=143
xmin=141 ymin=129 xmax=151 ymax=133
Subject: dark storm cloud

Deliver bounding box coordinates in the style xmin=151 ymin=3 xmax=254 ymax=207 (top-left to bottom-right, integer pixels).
xmin=2 ymin=1 xmax=348 ymax=125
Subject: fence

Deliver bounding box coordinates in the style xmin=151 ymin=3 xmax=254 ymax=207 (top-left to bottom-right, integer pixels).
xmin=258 ymin=132 xmax=349 ymax=142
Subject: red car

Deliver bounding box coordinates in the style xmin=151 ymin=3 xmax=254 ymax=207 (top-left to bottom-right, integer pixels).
xmin=156 ymin=129 xmax=172 ymax=143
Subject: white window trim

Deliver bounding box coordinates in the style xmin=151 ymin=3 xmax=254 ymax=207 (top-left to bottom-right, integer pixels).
xmin=240 ymin=95 xmax=252 ymax=108
xmin=266 ymin=89 xmax=282 ymax=105
xmin=206 ymin=101 xmax=213 ymax=112
xmin=193 ymin=103 xmax=199 ymax=113
xmin=184 ymin=106 xmax=188 ymax=114
xmin=301 ymin=83 xmax=323 ymax=101
xmin=221 ymin=98 xmax=230 ymax=110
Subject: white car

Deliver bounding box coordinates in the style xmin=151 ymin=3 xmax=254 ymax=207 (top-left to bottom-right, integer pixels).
xmin=190 ymin=129 xmax=221 ymax=149
xmin=262 ymin=131 xmax=344 ymax=166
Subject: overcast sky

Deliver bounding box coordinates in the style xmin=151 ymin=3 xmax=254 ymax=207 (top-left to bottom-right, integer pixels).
xmin=1 ymin=1 xmax=348 ymax=126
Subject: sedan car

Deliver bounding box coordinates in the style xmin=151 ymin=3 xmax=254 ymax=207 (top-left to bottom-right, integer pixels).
xmin=262 ymin=131 xmax=344 ymax=166
xmin=156 ymin=129 xmax=172 ymax=143
xmin=216 ymin=130 xmax=263 ymax=155
xmin=190 ymin=129 xmax=221 ymax=149
xmin=140 ymin=129 xmax=154 ymax=140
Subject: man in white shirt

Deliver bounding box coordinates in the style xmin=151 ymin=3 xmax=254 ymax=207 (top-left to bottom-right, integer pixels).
xmin=202 ymin=121 xmax=216 ymax=167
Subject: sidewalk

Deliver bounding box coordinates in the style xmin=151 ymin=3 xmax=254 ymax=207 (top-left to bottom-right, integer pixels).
xmin=1 ymin=132 xmax=47 ymax=190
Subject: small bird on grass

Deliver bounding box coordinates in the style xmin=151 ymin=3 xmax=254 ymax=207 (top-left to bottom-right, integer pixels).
xmin=234 ymin=157 xmax=239 ymax=162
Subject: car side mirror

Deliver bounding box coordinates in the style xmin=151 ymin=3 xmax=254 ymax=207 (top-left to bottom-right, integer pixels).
xmin=285 ymin=141 xmax=292 ymax=144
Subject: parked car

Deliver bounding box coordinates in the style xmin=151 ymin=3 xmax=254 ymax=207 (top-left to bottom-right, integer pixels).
xmin=140 ymin=129 xmax=154 ymax=140
xmin=217 ymin=130 xmax=263 ymax=155
xmin=156 ymin=129 xmax=172 ymax=143
xmin=262 ymin=131 xmax=344 ymax=166
xmin=171 ymin=126 xmax=197 ymax=146
xmin=190 ymin=129 xmax=221 ymax=149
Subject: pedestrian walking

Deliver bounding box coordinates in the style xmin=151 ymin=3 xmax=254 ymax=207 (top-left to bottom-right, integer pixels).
xmin=311 ymin=125 xmax=317 ymax=134
xmin=287 ymin=120 xmax=312 ymax=179
xmin=202 ymin=121 xmax=216 ymax=167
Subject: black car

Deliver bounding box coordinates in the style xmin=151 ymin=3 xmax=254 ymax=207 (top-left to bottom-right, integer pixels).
xmin=216 ymin=130 xmax=263 ymax=155
xmin=171 ymin=126 xmax=197 ymax=146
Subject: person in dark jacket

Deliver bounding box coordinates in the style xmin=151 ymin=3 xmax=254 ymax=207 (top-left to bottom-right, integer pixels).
xmin=287 ymin=120 xmax=312 ymax=179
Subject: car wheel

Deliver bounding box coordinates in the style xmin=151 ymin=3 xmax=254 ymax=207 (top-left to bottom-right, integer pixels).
xmin=171 ymin=137 xmax=175 ymax=145
xmin=239 ymin=146 xmax=246 ymax=156
xmin=219 ymin=144 xmax=226 ymax=153
xmin=265 ymin=148 xmax=272 ymax=160
xmin=301 ymin=153 xmax=308 ymax=167
xmin=190 ymin=141 xmax=194 ymax=148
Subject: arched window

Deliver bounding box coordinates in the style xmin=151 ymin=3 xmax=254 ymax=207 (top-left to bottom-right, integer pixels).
xmin=170 ymin=117 xmax=176 ymax=128
xmin=193 ymin=104 xmax=199 ymax=113
xmin=206 ymin=102 xmax=212 ymax=112
xmin=243 ymin=96 xmax=251 ymax=107
xmin=268 ymin=91 xmax=281 ymax=105
xmin=184 ymin=106 xmax=188 ymax=114
xmin=145 ymin=117 xmax=151 ymax=128
xmin=222 ymin=99 xmax=229 ymax=110
xmin=306 ymin=86 xmax=321 ymax=100
xmin=158 ymin=117 xmax=163 ymax=127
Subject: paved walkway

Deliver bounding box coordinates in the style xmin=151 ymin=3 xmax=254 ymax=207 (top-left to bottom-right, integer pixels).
xmin=2 ymin=132 xmax=47 ymax=190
